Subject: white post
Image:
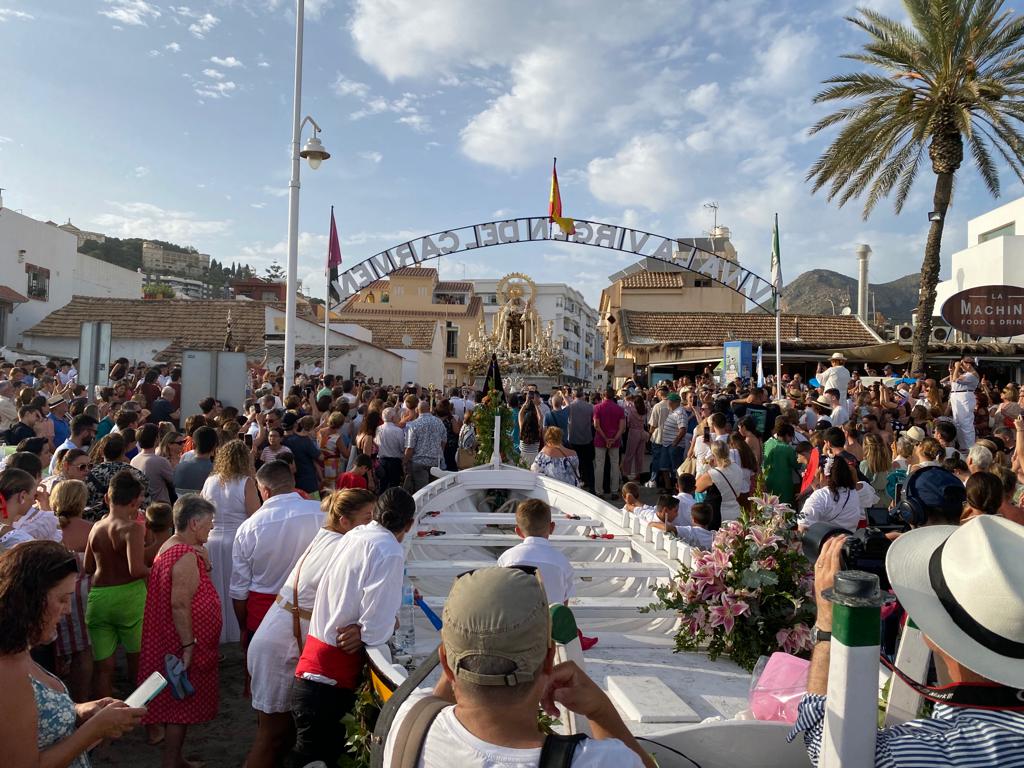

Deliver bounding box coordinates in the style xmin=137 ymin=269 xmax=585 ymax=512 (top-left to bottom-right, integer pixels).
xmin=884 ymin=620 xmax=929 ymax=726
xmin=774 ymin=302 xmax=782 ymax=399
xmin=283 ymin=0 xmax=305 ymax=391
xmin=820 ymin=571 xmax=884 ymax=768
xmin=491 ymin=414 xmax=502 ymax=466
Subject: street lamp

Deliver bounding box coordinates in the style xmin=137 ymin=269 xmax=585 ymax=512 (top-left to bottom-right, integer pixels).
xmin=283 ymin=0 xmax=330 ymax=390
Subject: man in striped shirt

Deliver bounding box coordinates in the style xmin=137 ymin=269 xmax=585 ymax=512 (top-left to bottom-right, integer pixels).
xmin=791 ymin=516 xmax=1024 ymax=766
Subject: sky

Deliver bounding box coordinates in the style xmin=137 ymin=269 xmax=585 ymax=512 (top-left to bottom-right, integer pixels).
xmin=2 ymin=0 xmax=1024 ymax=310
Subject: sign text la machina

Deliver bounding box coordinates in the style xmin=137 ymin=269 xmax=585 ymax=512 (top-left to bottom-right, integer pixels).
xmin=333 ymin=217 xmax=778 ymax=312
xmin=941 ymin=284 xmax=1024 ymax=337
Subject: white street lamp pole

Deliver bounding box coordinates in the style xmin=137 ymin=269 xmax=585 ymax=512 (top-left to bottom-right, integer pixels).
xmin=283 ymin=0 xmax=306 ymax=391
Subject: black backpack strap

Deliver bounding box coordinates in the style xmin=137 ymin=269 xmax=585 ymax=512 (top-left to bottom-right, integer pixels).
xmin=370 ymin=646 xmax=441 ymax=768
xmin=539 ymin=733 xmax=587 ymax=768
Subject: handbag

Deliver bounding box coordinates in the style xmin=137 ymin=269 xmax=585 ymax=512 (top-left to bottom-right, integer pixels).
xmin=456 ymin=447 xmax=476 ymax=469
xmin=680 ymin=455 xmax=697 ymax=476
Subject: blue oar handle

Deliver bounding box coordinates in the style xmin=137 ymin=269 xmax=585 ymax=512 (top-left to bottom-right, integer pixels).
xmin=415 ymin=596 xmax=443 ymax=630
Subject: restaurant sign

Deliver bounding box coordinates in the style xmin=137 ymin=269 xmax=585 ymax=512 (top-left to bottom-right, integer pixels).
xmin=941 ymin=284 xmax=1024 ymax=337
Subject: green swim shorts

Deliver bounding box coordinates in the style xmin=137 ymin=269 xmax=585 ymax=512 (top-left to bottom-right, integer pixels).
xmin=86 ymin=579 xmax=147 ymax=661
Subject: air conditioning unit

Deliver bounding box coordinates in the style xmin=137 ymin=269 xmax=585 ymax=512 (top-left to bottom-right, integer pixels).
xmin=931 ymin=325 xmax=951 ymax=343
xmin=895 ymin=324 xmax=914 ymax=341
xmin=968 ymin=333 xmax=984 ymax=342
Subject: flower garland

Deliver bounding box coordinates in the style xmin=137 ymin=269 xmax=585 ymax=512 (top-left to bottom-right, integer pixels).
xmin=643 ymin=494 xmax=816 ymax=671
xmin=472 ymin=388 xmax=515 ymax=466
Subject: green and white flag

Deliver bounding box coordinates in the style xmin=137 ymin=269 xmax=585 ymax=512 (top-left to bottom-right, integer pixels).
xmin=770 ymin=213 xmax=782 ymax=310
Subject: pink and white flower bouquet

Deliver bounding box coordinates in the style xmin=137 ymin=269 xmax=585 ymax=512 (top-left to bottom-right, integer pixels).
xmin=643 ymin=494 xmax=816 ymax=671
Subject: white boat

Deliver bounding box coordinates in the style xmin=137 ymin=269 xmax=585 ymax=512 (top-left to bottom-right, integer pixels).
xmin=365 ymin=447 xmax=811 ymax=767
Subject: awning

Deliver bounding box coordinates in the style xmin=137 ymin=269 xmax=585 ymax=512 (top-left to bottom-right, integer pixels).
xmin=828 ymin=341 xmax=911 ymax=365
xmin=0 ymin=285 xmax=30 ymax=305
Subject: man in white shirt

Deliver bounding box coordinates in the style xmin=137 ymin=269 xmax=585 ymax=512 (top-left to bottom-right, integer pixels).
xmin=817 ymin=352 xmax=851 ymax=400
xmin=496 ymin=499 xmax=575 ymax=605
xmin=230 ymin=461 xmax=323 ymax=653
xmin=0 ymin=379 xmax=21 ymax=434
xmin=382 ymin=567 xmax=654 ymax=768
xmin=293 ymin=487 xmax=416 ymax=767
xmin=824 ymin=388 xmax=850 ymax=427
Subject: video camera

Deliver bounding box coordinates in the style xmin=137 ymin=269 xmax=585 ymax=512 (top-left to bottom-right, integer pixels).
xmin=802 ymin=508 xmax=906 ymax=591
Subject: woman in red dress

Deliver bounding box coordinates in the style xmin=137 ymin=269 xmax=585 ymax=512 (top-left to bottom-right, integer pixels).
xmin=137 ymin=496 xmax=221 ymax=768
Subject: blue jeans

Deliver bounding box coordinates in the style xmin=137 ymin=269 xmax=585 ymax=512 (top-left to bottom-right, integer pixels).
xmin=650 ymin=443 xmax=665 ymax=474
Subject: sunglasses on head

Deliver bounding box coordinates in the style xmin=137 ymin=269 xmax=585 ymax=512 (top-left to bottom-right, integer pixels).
xmin=49 ymin=554 xmax=79 ymax=576
xmin=456 ymin=564 xmax=539 ymax=580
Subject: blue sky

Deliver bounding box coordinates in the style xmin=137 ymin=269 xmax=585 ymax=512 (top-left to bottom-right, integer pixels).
xmin=2 ymin=0 xmax=1023 ymax=309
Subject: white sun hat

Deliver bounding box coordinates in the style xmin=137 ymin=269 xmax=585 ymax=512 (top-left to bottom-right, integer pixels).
xmin=886 ymin=515 xmax=1024 ymax=688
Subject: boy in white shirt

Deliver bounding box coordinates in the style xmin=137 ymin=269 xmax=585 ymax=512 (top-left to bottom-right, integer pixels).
xmin=620 ymin=481 xmax=657 ymax=523
xmin=649 ymin=501 xmax=715 ymax=550
xmin=497 ymin=499 xmax=574 ymax=605
xmin=674 ymin=472 xmax=696 ymax=526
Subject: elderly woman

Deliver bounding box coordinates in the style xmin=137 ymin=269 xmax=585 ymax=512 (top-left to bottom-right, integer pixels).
xmin=695 ymin=441 xmax=745 ymax=529
xmin=0 ymin=540 xmax=144 ymax=767
xmin=136 ymin=496 xmax=221 ymax=768
xmin=245 ymin=489 xmax=375 ymax=768
xmin=531 ymin=427 xmax=581 ymax=487
xmin=201 ymin=440 xmax=260 ymax=644
xmin=375 ymin=406 xmax=406 ymax=491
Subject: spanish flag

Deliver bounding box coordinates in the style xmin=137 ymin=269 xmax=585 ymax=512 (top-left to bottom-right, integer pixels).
xmin=548 ymin=158 xmax=575 ymax=236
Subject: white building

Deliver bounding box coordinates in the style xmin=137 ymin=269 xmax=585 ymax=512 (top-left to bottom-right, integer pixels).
xmin=934 ymin=195 xmax=1024 ymax=341
xmin=0 ymin=209 xmax=142 ymax=351
xmin=471 ymin=279 xmax=603 ymax=386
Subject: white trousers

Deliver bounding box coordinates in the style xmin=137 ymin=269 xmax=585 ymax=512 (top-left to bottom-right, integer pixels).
xmin=594 ymin=445 xmax=620 ymax=496
xmin=950 ymin=391 xmax=976 ymax=451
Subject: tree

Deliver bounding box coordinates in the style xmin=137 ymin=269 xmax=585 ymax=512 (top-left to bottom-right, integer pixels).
xmin=264 ymin=261 xmax=285 ymax=281
xmin=807 ymin=0 xmax=1024 ymax=371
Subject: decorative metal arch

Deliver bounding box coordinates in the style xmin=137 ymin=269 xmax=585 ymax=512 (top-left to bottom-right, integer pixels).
xmin=330 ymin=216 xmax=778 ymax=313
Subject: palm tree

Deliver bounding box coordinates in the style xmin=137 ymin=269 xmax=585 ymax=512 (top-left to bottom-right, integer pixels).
xmin=807 ymin=0 xmax=1024 ymax=371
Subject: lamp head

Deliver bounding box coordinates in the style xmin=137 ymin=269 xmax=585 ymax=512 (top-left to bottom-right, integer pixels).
xmin=300 ymin=134 xmax=330 ymax=170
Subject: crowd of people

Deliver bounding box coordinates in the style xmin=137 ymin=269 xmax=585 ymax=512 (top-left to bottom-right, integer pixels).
xmin=1 ymin=349 xmax=1023 ymax=767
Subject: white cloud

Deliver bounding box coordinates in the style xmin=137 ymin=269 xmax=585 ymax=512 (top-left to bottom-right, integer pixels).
xmin=92 ymin=201 xmax=230 ymax=242
xmin=194 ymin=80 xmax=237 ymax=99
xmin=332 ymin=76 xmax=370 ymax=99
xmin=0 ymin=8 xmax=34 ymax=21
xmin=358 ymin=150 xmax=383 ymax=163
xmin=148 ymin=49 xmax=161 ymax=57
xmin=188 ymin=12 xmax=218 ymax=38
xmin=331 ymin=75 xmax=430 ymax=132
xmin=133 ymin=165 xmax=150 ymax=178
xmin=738 ymin=27 xmax=818 ymax=92
xmin=396 ymin=114 xmax=430 ymax=132
xmin=202 ymin=68 xmax=224 ymax=79
xmin=685 ymin=82 xmax=720 ymax=115
xmin=0 ymin=135 xmax=11 ymax=143
xmin=99 ymin=0 xmax=160 ymax=26
xmin=165 ymin=41 xmax=181 ymax=52
xmin=210 ymin=55 xmax=243 ymax=68
xmin=262 ymin=184 xmax=289 ymax=198
xmin=587 ymin=134 xmax=689 ymax=212
xmin=257 ymin=60 xmax=270 ymax=68
xmin=250 ymin=202 xmax=267 ymax=209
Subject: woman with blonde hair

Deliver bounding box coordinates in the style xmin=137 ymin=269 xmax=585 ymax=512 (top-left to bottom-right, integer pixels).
xmin=51 ymin=479 xmax=94 ymax=702
xmin=859 ymin=433 xmax=892 ymax=508
xmin=244 ymin=489 xmax=375 ymax=768
xmin=530 ymin=426 xmax=580 ymax=487
xmin=201 ymin=439 xmax=260 ymax=643
xmin=695 ymin=440 xmax=745 ymax=529
xmin=157 ymin=431 xmax=186 ymax=468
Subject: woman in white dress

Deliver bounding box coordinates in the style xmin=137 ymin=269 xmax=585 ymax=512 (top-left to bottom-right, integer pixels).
xmin=244 ymin=489 xmax=375 ymax=768
xmin=201 ymin=439 xmax=261 ymax=643
xmin=798 ymin=456 xmax=878 ymax=533
xmin=695 ymin=440 xmax=745 ymax=528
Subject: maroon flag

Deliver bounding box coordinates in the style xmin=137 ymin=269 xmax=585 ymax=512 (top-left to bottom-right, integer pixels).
xmin=327 ymin=206 xmax=342 ymax=304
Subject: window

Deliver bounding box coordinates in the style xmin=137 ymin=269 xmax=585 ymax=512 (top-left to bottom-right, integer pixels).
xmin=395 ymin=286 xmax=404 ymax=296
xmin=418 ymin=286 xmax=428 ymax=297
xmin=365 ymin=293 xmax=376 ymax=304
xmin=446 ymin=321 xmax=459 ymax=358
xmin=556 ymin=297 xmax=563 ymax=308
xmin=563 ymin=339 xmax=571 ymax=350
xmin=979 ymin=222 xmax=1015 ymax=243
xmin=26 ymin=263 xmax=49 ymax=301
xmin=693 ymin=278 xmax=712 ymax=288
xmin=563 ymin=317 xmax=572 ymax=331
xmin=381 ymin=293 xmax=390 ymax=304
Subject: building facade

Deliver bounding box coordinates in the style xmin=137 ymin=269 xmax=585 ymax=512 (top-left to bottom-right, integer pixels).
xmin=0 ymin=209 xmax=142 ymax=351
xmin=141 ymin=241 xmax=211 ymax=277
xmin=472 ymin=279 xmax=602 ymax=386
xmin=336 ymin=267 xmax=484 ymax=386
xmin=54 ymin=220 xmax=106 ymax=249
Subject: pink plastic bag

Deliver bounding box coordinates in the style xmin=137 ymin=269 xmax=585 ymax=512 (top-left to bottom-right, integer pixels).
xmin=749 ymin=652 xmax=810 ymax=724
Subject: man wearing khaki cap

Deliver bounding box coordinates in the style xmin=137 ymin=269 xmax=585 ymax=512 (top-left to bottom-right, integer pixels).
xmin=383 ymin=567 xmax=653 ymax=767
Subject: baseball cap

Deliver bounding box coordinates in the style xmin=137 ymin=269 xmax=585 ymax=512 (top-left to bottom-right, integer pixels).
xmin=441 ymin=567 xmax=551 ymax=687
xmin=906 ymin=466 xmax=966 ymax=516
xmin=667 ymin=392 xmax=681 ymax=402
xmin=281 ymin=412 xmax=299 ymax=431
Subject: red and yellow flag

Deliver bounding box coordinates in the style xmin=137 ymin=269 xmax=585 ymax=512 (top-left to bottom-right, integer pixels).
xmin=548 ymin=157 xmax=575 ymax=236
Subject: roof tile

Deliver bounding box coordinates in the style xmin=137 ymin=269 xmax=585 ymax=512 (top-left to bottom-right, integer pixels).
xmin=620 ymin=271 xmax=686 ymax=289
xmin=0 ymin=285 xmax=30 ymax=304
xmin=391 ymin=267 xmax=438 ymax=278
xmin=348 ymin=319 xmax=437 ymax=349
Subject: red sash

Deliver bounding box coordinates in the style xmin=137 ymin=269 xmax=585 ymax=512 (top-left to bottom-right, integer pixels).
xmin=294 ymin=634 xmax=365 ymax=690
xmin=245 ymin=591 xmax=276 ymax=635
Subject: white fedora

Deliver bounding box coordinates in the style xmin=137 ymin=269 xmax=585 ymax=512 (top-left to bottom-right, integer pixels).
xmin=886 ymin=515 xmax=1024 ymax=688
xmin=830 ymin=352 xmax=846 ymax=361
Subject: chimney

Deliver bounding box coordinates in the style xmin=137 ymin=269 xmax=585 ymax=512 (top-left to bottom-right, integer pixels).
xmin=856 ymin=244 xmax=872 ymax=323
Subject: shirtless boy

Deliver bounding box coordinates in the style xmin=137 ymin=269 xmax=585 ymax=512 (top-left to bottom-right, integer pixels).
xmin=84 ymin=469 xmax=149 ymax=698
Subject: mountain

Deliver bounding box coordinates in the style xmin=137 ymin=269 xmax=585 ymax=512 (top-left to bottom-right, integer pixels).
xmin=780 ymin=269 xmax=920 ymax=324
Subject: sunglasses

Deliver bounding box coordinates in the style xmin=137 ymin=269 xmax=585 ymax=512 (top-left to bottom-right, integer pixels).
xmin=48 ymin=554 xmax=80 ymax=576
xmin=174 ymin=440 xmax=187 ymax=446
xmin=71 ymin=462 xmax=92 ymax=471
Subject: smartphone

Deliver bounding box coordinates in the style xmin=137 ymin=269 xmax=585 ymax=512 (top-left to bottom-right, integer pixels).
xmin=125 ymin=671 xmax=167 ymax=707
xmin=244 ymin=434 xmax=253 ymax=449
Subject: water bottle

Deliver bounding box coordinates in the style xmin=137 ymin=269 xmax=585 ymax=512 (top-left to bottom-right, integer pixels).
xmin=397 ymin=569 xmax=416 ymax=654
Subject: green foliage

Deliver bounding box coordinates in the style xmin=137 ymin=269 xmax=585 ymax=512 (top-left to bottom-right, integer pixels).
xmin=143 ymin=283 xmax=176 ymax=299
xmin=472 ymin=388 xmax=516 ymax=466
xmin=808 ymin=0 xmax=1024 ymax=217
xmin=338 ymin=681 xmax=381 ymax=768
xmin=264 ymin=261 xmax=286 ymax=281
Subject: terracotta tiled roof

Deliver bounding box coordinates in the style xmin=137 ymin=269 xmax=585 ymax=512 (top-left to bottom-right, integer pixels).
xmin=348 ymin=319 xmax=437 ymax=350
xmin=436 ymin=280 xmax=473 ymax=292
xmin=391 ymin=267 xmax=438 ymax=279
xmin=339 ymin=295 xmax=482 ymax=319
xmin=363 ymin=279 xmax=389 ymax=291
xmin=620 ymin=271 xmax=687 ymax=289
xmin=0 ymin=285 xmax=30 ymax=304
xmin=620 ymin=311 xmax=880 ymax=349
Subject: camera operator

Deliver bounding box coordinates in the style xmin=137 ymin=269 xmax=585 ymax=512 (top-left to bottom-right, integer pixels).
xmin=791 ymin=514 xmax=1024 ymax=766
xmin=946 ymin=355 xmax=979 ymax=452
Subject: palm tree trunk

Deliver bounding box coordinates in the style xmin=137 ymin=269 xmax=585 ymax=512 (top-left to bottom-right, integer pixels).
xmin=910 ymin=170 xmax=953 ymax=372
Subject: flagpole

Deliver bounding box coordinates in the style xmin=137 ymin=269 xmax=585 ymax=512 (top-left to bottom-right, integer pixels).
xmin=773 ymin=212 xmax=782 ymax=399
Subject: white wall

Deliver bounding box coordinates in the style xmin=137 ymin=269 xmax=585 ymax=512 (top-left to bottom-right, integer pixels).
xmin=19 ymin=335 xmax=171 ymax=363
xmin=0 ymin=210 xmax=141 ymax=348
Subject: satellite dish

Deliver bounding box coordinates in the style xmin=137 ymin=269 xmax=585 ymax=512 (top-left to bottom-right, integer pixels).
xmin=401 ymin=334 xmax=413 ymax=347
xmin=841 ymin=306 xmax=852 ymax=316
